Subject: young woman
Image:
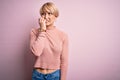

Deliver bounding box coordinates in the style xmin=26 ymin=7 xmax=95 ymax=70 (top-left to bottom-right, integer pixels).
xmin=30 ymin=2 xmax=69 ymax=80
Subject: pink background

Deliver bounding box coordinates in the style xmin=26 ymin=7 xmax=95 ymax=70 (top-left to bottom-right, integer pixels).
xmin=0 ymin=0 xmax=120 ymax=80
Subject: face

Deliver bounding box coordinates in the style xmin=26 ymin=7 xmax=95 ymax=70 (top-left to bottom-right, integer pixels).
xmin=41 ymin=12 xmax=56 ymax=27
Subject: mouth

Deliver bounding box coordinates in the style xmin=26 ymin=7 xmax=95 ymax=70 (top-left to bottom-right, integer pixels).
xmin=45 ymin=20 xmax=49 ymax=23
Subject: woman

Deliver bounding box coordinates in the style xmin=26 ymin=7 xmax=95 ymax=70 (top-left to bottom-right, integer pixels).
xmin=30 ymin=2 xmax=69 ymax=80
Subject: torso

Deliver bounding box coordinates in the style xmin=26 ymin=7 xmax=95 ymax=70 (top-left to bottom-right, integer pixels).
xmin=35 ymin=68 xmax=57 ymax=74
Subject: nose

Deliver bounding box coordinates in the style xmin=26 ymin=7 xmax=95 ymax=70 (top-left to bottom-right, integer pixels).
xmin=44 ymin=13 xmax=49 ymax=19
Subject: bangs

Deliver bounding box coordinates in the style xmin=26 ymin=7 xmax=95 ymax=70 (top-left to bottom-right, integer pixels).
xmin=41 ymin=5 xmax=54 ymax=14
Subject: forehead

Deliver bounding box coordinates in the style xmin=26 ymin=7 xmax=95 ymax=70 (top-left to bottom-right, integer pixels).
xmin=41 ymin=5 xmax=54 ymax=13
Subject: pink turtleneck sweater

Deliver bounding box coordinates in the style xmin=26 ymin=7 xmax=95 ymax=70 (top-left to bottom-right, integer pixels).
xmin=30 ymin=27 xmax=68 ymax=80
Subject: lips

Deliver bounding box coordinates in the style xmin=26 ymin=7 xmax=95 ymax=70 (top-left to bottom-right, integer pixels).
xmin=45 ymin=20 xmax=50 ymax=23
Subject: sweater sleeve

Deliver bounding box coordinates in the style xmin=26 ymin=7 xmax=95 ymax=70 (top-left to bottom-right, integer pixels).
xmin=60 ymin=34 xmax=69 ymax=80
xmin=30 ymin=28 xmax=46 ymax=56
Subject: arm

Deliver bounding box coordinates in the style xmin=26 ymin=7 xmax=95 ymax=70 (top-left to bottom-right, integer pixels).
xmin=60 ymin=34 xmax=69 ymax=80
xmin=30 ymin=29 xmax=46 ymax=56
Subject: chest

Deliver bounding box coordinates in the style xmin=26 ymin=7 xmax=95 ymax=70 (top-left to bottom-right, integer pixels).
xmin=44 ymin=32 xmax=63 ymax=53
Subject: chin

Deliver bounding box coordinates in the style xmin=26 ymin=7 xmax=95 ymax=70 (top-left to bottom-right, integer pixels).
xmin=46 ymin=23 xmax=51 ymax=26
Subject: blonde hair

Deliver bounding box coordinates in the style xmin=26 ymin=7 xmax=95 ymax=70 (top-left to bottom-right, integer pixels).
xmin=40 ymin=2 xmax=59 ymax=17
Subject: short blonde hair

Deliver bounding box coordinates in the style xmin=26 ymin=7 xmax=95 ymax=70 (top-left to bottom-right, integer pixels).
xmin=40 ymin=2 xmax=59 ymax=17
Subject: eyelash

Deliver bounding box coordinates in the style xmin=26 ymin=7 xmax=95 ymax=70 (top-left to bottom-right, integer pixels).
xmin=41 ymin=12 xmax=52 ymax=16
xmin=48 ymin=12 xmax=52 ymax=15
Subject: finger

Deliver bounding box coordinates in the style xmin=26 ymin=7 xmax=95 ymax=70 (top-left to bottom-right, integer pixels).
xmin=40 ymin=17 xmax=43 ymax=23
xmin=41 ymin=18 xmax=46 ymax=23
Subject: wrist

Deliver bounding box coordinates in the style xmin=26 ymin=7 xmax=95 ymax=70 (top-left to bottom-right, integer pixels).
xmin=39 ymin=28 xmax=46 ymax=32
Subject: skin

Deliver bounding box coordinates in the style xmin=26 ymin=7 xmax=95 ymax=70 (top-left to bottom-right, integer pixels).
xmin=39 ymin=12 xmax=57 ymax=31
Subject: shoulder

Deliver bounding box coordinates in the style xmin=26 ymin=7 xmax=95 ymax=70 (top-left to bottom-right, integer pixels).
xmin=56 ymin=28 xmax=68 ymax=40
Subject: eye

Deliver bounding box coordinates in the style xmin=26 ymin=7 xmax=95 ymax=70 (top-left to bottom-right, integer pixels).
xmin=48 ymin=12 xmax=52 ymax=15
xmin=41 ymin=13 xmax=45 ymax=16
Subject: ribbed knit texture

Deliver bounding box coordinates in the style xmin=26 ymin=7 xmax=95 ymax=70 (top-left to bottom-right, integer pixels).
xmin=30 ymin=27 xmax=68 ymax=80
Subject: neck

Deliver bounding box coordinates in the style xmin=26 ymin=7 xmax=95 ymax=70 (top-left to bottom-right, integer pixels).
xmin=46 ymin=24 xmax=55 ymax=30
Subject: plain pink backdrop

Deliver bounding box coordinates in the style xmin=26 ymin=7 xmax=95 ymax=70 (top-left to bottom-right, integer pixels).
xmin=0 ymin=0 xmax=120 ymax=80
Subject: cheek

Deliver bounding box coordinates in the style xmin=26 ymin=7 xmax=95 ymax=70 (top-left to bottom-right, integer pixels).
xmin=50 ymin=18 xmax=55 ymax=22
xmin=52 ymin=17 xmax=56 ymax=21
xmin=49 ymin=16 xmax=56 ymax=22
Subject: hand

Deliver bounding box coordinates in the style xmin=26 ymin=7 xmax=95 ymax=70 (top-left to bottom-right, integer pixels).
xmin=38 ymin=16 xmax=46 ymax=30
